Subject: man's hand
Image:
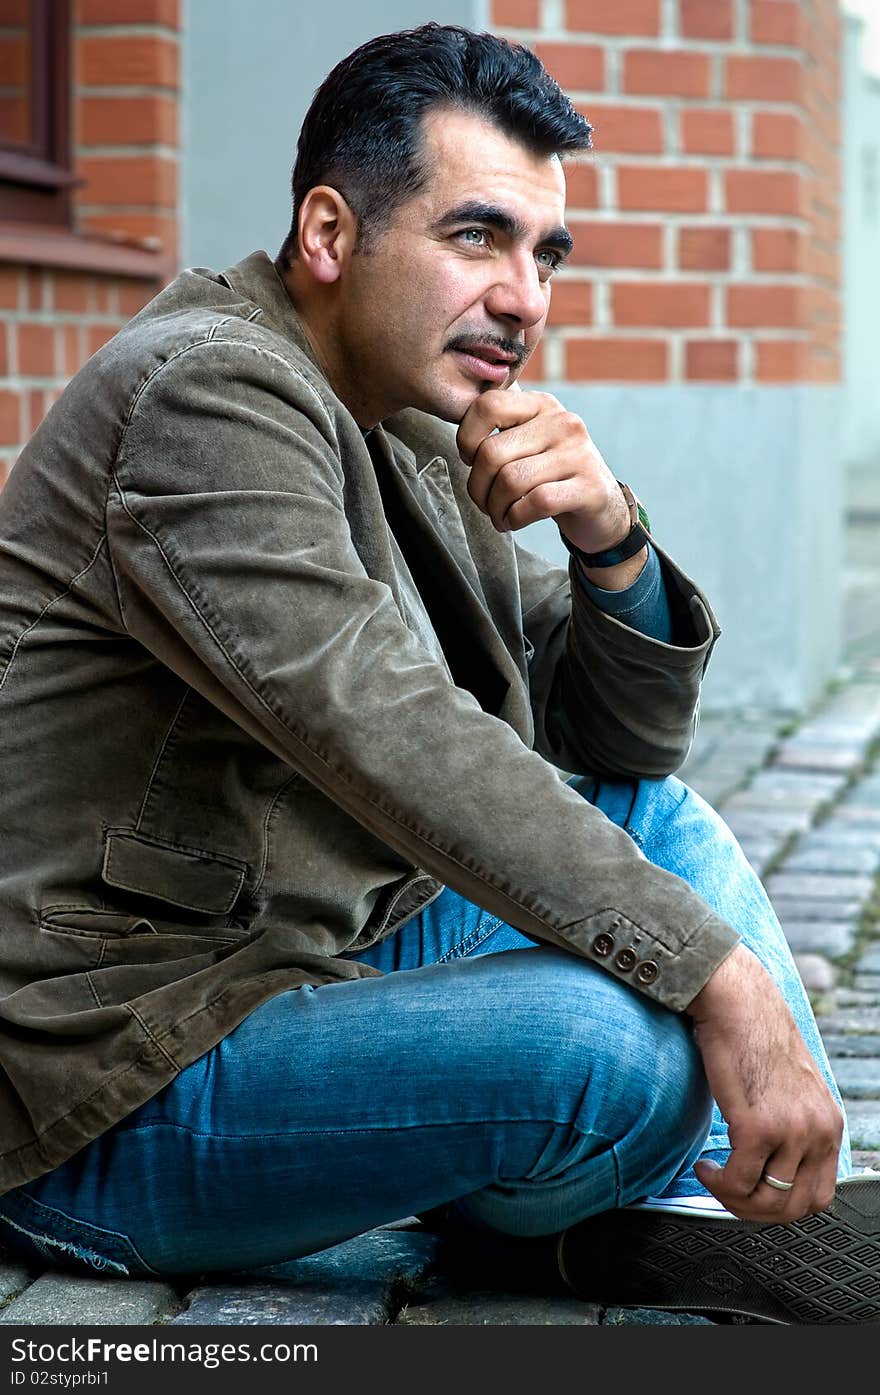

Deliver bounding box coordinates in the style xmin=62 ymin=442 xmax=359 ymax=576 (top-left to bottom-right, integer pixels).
xmin=456 ymin=388 xmax=646 ymax=589
xmin=686 ymin=942 xmax=843 ymax=1222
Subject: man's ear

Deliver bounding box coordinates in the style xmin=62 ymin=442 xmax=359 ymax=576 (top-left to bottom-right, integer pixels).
xmin=297 ymin=186 xmax=358 ymax=285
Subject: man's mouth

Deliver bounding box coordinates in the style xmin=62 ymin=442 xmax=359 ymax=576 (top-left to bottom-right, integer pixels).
xmin=447 ymin=339 xmax=523 ymax=387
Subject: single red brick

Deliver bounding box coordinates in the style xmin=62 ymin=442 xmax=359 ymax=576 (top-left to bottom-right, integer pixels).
xmin=78 ymin=94 xmax=179 ymax=148
xmin=52 ymin=271 xmax=92 ymax=314
xmin=678 ymin=227 xmax=731 ymax=271
xmin=78 ymin=36 xmax=180 ymax=89
xmin=613 ymin=282 xmax=711 ymax=328
xmin=77 ymin=156 xmax=177 ymax=207
xmin=750 ymin=0 xmax=803 ymax=46
xmin=18 ymin=324 xmax=56 ymax=378
xmin=724 ymin=169 xmax=804 ymax=217
xmin=535 ymin=43 xmax=604 ymax=91
xmin=0 ymin=325 xmax=7 ymax=377
xmin=28 ymin=389 xmax=47 ymax=436
xmin=63 ymin=324 xmax=84 ymax=376
xmin=565 ymin=0 xmax=660 ymax=34
xmin=727 ymin=285 xmax=802 ymax=328
xmin=548 ymin=280 xmax=594 ymax=325
xmin=579 ymin=103 xmax=664 ymax=155
xmin=563 ymin=162 xmax=600 ymax=208
xmin=624 ymin=49 xmax=711 ymax=99
xmin=752 ymin=110 xmax=803 ymax=161
xmin=618 ymin=165 xmax=708 ymax=213
xmin=118 ymin=280 xmax=160 ymax=317
xmin=685 ymin=340 xmax=739 ymax=380
xmin=755 ymin=339 xmax=806 ymax=380
xmin=93 ymin=279 xmax=113 ymax=314
xmin=680 ymin=0 xmax=733 ymax=41
xmin=86 ymin=324 xmax=118 ymax=359
xmin=565 ymin=336 xmax=668 ymax=380
xmin=681 ymin=109 xmax=735 ymax=156
xmin=78 ymin=0 xmax=180 ymax=22
xmin=26 ymin=269 xmax=43 ymax=311
xmin=751 ymin=227 xmax=803 ymax=273
xmin=807 ymin=348 xmax=840 ymax=383
xmin=0 ymin=267 xmax=20 ymax=309
xmin=568 ymin=220 xmax=663 ymax=269
xmin=0 ymin=390 xmax=22 ymax=445
xmin=519 ymin=341 xmax=545 ymax=382
xmin=725 ymin=56 xmax=803 ymax=103
xmin=490 ymin=0 xmax=540 ymax=23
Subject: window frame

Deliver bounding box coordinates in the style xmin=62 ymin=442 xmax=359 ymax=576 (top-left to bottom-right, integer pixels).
xmin=0 ymin=0 xmax=74 ymax=227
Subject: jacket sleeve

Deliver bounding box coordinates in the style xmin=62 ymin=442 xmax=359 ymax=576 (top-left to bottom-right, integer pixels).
xmin=106 ymin=335 xmax=739 ymax=1012
xmin=514 ymin=540 xmax=721 ymax=780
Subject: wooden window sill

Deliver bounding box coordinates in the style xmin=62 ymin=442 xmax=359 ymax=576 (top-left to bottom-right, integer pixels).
xmin=0 ymin=224 xmax=173 ymax=280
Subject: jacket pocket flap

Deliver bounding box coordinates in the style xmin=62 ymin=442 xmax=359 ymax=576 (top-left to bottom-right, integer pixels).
xmin=102 ymin=831 xmax=246 ymax=915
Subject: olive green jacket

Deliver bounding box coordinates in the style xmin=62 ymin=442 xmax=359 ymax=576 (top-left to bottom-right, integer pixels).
xmin=0 ymin=251 xmax=739 ymax=1194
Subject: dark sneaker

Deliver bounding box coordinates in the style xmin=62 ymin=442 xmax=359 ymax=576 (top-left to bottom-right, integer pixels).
xmin=557 ymin=1174 xmax=880 ymax=1325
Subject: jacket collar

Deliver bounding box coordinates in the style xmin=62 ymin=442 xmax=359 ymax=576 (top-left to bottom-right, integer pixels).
xmin=218 ymin=250 xmax=323 ymax=374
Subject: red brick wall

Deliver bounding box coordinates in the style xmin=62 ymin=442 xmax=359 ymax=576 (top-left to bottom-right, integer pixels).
xmin=494 ymin=0 xmax=842 ymax=385
xmin=0 ymin=0 xmax=180 ymax=483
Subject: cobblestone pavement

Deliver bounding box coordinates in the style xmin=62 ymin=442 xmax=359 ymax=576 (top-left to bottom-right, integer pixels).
xmin=2 ymin=483 xmax=880 ymax=1327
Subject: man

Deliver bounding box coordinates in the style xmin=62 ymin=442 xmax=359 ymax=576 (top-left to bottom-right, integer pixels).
xmin=0 ymin=24 xmax=874 ymax=1325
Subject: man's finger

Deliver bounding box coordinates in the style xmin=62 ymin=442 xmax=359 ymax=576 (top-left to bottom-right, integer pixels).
xmin=456 ymin=389 xmax=550 ymax=465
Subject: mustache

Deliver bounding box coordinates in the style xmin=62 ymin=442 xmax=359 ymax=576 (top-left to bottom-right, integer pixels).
xmin=445 ymin=333 xmax=526 ymax=368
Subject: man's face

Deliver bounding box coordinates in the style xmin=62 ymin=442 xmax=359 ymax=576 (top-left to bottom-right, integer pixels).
xmin=335 ymin=107 xmax=571 ymax=425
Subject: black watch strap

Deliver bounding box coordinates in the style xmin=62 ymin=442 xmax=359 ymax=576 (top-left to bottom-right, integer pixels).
xmin=562 ymin=481 xmax=652 ymax=569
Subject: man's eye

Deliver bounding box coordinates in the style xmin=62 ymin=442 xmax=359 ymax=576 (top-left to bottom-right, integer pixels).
xmin=536 ymin=249 xmax=561 ymax=273
xmin=460 ymin=228 xmax=488 ymax=247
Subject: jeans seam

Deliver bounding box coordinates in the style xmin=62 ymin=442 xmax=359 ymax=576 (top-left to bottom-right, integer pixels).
xmin=436 ymin=914 xmax=505 ymax=963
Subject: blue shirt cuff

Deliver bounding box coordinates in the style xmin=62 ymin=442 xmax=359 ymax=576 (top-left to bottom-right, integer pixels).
xmin=574 ymin=545 xmax=673 ymax=644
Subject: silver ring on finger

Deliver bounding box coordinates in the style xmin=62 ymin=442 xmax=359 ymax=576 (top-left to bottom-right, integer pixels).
xmin=762 ymin=1171 xmax=796 ymax=1192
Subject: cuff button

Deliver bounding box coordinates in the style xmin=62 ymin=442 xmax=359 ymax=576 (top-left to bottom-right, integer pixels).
xmin=592 ymin=932 xmax=614 ymax=957
xmin=635 ymin=960 xmax=659 ymax=984
xmin=614 ymin=948 xmax=637 ymax=972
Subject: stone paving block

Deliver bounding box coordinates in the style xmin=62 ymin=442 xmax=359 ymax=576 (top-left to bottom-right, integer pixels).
xmin=174 ymin=1230 xmax=438 ymax=1327
xmin=722 ymin=809 xmax=812 ymax=840
xmin=399 ymin=1282 xmax=599 ymax=1326
xmin=773 ymin=745 xmax=865 ymax=773
xmin=603 ymin=1307 xmax=716 ymax=1326
xmin=855 ymin=947 xmax=880 ymax=975
xmin=765 ymin=873 xmax=876 ymax=901
xmin=783 ymin=845 xmax=880 ymax=875
xmin=843 ymin=1101 xmax=880 ymax=1148
xmin=833 ymin=1056 xmax=880 ymax=1097
xmin=834 ymin=806 xmax=880 ymax=827
xmin=794 ymin=954 xmax=835 ymax=992
xmin=724 ymin=788 xmax=829 ymax=815
xmin=852 ymin=975 xmax=880 ymax=993
xmin=780 ymin=922 xmax=856 ymax=958
xmin=835 ymin=988 xmax=880 ymax=1006
xmin=800 ymin=825 xmax=880 ymax=851
xmin=822 ymin=1034 xmax=880 ymax=1058
xmin=769 ymin=898 xmax=863 ymax=924
xmin=173 ymin=1280 xmax=387 ymax=1326
xmin=0 ymin=1263 xmax=34 ymax=1306
xmin=852 ymin=1150 xmax=880 ymax=1171
xmin=750 ymin=770 xmax=847 ymax=797
xmin=818 ymin=1008 xmax=880 ymax=1034
xmin=0 ymin=1274 xmax=179 ymax=1325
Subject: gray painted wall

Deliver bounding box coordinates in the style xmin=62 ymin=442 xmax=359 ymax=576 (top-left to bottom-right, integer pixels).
xmin=518 ymin=385 xmax=842 ymax=712
xmin=843 ymin=15 xmax=880 ymax=467
xmin=182 ymin=0 xmax=478 ymax=270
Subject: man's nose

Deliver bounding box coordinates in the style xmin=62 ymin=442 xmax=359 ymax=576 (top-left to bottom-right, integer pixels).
xmin=484 ymin=253 xmax=547 ymax=329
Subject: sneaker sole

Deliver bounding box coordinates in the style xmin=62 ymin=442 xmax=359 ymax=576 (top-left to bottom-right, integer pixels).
xmin=557 ymin=1175 xmax=880 ymax=1325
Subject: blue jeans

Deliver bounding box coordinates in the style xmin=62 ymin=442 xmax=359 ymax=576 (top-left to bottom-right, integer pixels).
xmin=0 ymin=776 xmax=851 ymax=1277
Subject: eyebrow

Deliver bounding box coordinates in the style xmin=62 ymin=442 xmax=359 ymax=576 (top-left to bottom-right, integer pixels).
xmin=431 ymin=200 xmax=574 ymax=260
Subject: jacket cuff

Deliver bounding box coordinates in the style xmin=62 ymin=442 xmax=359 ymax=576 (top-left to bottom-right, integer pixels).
xmin=565 ymin=908 xmax=741 ymax=1012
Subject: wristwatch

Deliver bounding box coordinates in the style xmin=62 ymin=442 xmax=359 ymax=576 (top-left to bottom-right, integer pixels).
xmin=561 ymin=481 xmax=651 ymax=568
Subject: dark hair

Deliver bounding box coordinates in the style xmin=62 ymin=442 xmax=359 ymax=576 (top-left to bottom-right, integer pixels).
xmin=278 ymin=23 xmax=592 ymax=262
